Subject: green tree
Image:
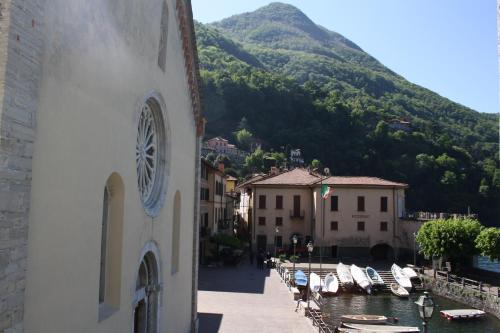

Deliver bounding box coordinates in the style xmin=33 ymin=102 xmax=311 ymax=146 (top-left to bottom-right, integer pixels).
xmin=244 ymin=148 xmax=265 ymax=172
xmin=311 ymin=159 xmax=321 ymax=170
xmin=234 ymin=128 xmax=253 ymax=151
xmin=416 ymin=218 xmax=482 ymax=263
xmin=476 ymin=228 xmax=500 ymax=261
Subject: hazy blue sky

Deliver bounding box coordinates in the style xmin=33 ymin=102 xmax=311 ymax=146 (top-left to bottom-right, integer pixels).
xmin=191 ymin=0 xmax=499 ymax=114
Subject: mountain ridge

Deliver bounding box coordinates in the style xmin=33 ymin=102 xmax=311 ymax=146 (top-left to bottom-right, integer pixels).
xmin=195 ymin=3 xmax=499 ymax=225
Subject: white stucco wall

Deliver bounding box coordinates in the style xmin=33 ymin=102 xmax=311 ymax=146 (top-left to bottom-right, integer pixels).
xmin=23 ymin=0 xmax=197 ymax=332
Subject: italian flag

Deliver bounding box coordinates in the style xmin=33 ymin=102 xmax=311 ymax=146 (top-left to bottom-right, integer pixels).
xmin=321 ymin=184 xmax=333 ymax=199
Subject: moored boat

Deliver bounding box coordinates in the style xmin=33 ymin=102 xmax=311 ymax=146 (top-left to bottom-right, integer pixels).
xmin=390 ymin=283 xmax=409 ymax=297
xmin=351 ymin=264 xmax=372 ymax=294
xmin=309 ymin=272 xmax=323 ymax=292
xmin=340 ymin=314 xmax=388 ymax=324
xmin=337 ymin=262 xmax=354 ymax=288
xmin=342 ymin=323 xmax=419 ymax=332
xmin=391 ymin=264 xmax=412 ymax=291
xmin=365 ymin=266 xmax=385 ymax=289
xmin=294 ymin=270 xmax=307 ymax=287
xmin=440 ymin=309 xmax=486 ymax=320
xmin=402 ymin=267 xmax=418 ymax=279
xmin=322 ymin=272 xmax=339 ymax=294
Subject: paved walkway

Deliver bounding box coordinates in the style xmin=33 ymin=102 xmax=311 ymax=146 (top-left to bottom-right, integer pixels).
xmin=198 ymin=261 xmax=315 ymax=333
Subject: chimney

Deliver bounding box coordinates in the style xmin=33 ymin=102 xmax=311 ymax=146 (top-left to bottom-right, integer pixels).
xmin=218 ymin=162 xmax=225 ymax=173
xmin=270 ymin=166 xmax=279 ymax=175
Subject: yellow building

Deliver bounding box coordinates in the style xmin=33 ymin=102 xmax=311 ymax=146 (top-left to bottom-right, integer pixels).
xmin=0 ymin=0 xmax=203 ymax=332
xmin=238 ymin=169 xmax=407 ymax=260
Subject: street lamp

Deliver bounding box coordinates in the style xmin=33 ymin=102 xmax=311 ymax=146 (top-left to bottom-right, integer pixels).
xmin=413 ymin=232 xmax=417 ymax=266
xmin=306 ymin=241 xmax=314 ymax=310
xmin=292 ymin=235 xmax=298 ymax=274
xmin=274 ymin=227 xmax=279 ymax=265
xmin=415 ymin=291 xmax=435 ymax=333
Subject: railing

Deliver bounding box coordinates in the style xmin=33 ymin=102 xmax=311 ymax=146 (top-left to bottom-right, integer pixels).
xmin=217 ymin=219 xmax=231 ymax=230
xmin=200 ymin=227 xmax=211 ymax=238
xmin=290 ymin=209 xmax=305 ymax=219
xmin=433 ymin=270 xmax=500 ymax=298
xmin=401 ymin=211 xmax=478 ymax=221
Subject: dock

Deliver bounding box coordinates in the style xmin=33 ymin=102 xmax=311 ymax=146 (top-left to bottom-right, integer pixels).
xmin=280 ymin=265 xmax=425 ymax=293
xmin=440 ymin=309 xmax=486 ymax=320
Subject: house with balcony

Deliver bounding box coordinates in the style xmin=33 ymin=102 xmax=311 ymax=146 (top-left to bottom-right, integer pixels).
xmin=237 ymin=168 xmax=410 ymax=260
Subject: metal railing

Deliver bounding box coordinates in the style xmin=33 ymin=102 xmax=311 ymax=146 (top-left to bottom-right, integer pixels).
xmin=433 ymin=270 xmax=500 ymax=298
xmin=402 ymin=211 xmax=478 ymax=221
xmin=289 ymin=209 xmax=305 ymax=219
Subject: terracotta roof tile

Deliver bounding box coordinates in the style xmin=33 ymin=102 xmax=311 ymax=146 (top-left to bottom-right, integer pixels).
xmin=252 ymin=168 xmax=319 ymax=186
xmin=321 ymin=176 xmax=408 ymax=188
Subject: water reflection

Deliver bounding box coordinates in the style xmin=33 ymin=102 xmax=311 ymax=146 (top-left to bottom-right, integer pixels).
xmin=321 ymin=293 xmax=500 ymax=333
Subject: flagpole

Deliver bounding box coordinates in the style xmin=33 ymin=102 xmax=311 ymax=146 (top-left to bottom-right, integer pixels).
xmin=320 ymin=173 xmax=323 ymax=280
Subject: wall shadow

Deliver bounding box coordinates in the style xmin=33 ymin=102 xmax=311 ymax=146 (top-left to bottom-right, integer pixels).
xmin=198 ymin=312 xmax=223 ymax=333
xmin=198 ymin=263 xmax=271 ymax=294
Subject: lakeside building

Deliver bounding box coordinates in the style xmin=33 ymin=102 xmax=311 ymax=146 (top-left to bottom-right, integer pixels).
xmin=199 ymin=159 xmax=239 ymax=263
xmin=237 ymin=168 xmax=409 ymax=260
xmin=0 ymin=0 xmax=203 ymax=332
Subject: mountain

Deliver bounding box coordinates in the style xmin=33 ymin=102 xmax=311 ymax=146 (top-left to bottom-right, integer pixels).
xmin=195 ymin=2 xmax=499 ymax=225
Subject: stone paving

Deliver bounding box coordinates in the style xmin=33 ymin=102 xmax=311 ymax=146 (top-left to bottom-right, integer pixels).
xmin=197 ymin=261 xmax=315 ymax=333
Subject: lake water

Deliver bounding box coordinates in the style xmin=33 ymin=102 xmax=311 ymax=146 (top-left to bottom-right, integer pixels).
xmin=476 ymin=255 xmax=500 ymax=273
xmin=321 ymin=293 xmax=500 ymax=332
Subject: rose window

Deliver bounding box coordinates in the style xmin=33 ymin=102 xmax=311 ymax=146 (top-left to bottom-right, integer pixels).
xmin=136 ymin=98 xmax=167 ymax=216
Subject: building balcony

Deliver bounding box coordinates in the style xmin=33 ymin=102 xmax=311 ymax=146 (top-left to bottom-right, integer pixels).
xmin=217 ymin=219 xmax=232 ymax=230
xmin=200 ymin=227 xmax=212 ymax=238
xmin=289 ymin=209 xmax=305 ymax=220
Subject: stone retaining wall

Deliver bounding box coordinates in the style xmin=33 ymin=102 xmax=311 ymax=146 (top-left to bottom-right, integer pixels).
xmin=422 ymin=276 xmax=500 ymax=319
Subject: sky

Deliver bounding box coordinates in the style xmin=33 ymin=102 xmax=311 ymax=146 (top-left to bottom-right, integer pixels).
xmin=191 ymin=0 xmax=499 ymax=114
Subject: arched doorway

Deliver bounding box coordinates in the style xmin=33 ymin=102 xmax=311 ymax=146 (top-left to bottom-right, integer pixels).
xmin=370 ymin=243 xmax=394 ymax=261
xmin=134 ymin=250 xmax=160 ymax=333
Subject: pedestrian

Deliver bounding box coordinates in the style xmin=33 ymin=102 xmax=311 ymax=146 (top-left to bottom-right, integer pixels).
xmin=258 ymin=250 xmax=264 ymax=269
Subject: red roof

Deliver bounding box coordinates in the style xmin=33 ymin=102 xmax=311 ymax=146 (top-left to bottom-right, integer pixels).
xmin=250 ymin=168 xmax=407 ymax=188
xmin=321 ymin=176 xmax=408 ymax=188
xmin=252 ymin=168 xmax=319 ymax=186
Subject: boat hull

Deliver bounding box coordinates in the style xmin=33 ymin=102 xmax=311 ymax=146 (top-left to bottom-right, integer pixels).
xmin=341 ymin=314 xmax=388 ymax=324
xmin=391 ymin=264 xmax=412 ymax=291
xmin=342 ymin=323 xmax=419 ymax=332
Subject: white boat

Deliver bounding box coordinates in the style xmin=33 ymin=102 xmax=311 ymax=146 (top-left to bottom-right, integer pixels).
xmin=390 ymin=283 xmax=409 ymax=298
xmin=365 ymin=266 xmax=385 ymax=287
xmin=322 ymin=272 xmax=339 ymax=294
xmin=337 ymin=262 xmax=354 ymax=287
xmin=351 ymin=264 xmax=372 ymax=294
xmin=340 ymin=314 xmax=388 ymax=324
xmin=440 ymin=309 xmax=486 ymax=320
xmin=391 ymin=264 xmax=412 ymax=291
xmin=402 ymin=267 xmax=418 ymax=279
xmin=294 ymin=270 xmax=307 ymax=287
xmin=309 ymin=272 xmax=323 ymax=292
xmin=342 ymin=323 xmax=419 ymax=332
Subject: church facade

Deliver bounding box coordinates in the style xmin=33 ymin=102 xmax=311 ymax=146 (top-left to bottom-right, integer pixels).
xmin=0 ymin=0 xmax=203 ymax=332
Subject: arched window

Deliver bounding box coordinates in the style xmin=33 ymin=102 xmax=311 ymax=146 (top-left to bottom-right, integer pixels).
xmin=134 ymin=249 xmax=160 ymax=333
xmin=157 ymin=1 xmax=168 ymax=71
xmin=98 ymin=173 xmax=124 ymax=320
xmin=172 ymin=191 xmax=181 ymax=274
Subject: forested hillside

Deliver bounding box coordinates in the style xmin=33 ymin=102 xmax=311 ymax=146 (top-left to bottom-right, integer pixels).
xmin=195 ymin=2 xmax=499 ymax=225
